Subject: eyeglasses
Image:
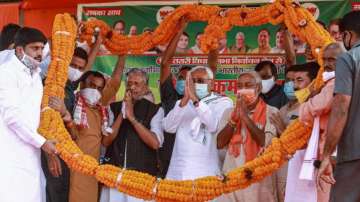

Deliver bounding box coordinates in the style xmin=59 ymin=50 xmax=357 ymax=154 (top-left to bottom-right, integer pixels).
xmin=192 ymin=78 xmax=211 ymax=84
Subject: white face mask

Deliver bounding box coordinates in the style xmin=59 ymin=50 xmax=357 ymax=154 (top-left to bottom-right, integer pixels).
xmin=42 ymin=42 xmax=50 ymax=60
xmin=68 ymin=66 xmax=84 ymax=82
xmin=195 ymin=83 xmax=209 ymax=99
xmin=21 ymin=52 xmax=40 ymax=70
xmin=39 ymin=55 xmax=51 ymax=79
xmin=261 ymin=77 xmax=275 ymax=94
xmin=80 ymin=88 xmax=101 ymax=106
xmin=322 ymin=71 xmax=335 ymax=82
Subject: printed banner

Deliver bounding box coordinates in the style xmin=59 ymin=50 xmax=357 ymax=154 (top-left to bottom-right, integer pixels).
xmin=96 ymin=54 xmax=285 ymax=101
xmin=78 ymin=0 xmax=352 ymax=102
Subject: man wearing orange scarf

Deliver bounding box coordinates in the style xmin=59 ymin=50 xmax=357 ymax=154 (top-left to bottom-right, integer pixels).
xmin=217 ymin=71 xmax=279 ymax=202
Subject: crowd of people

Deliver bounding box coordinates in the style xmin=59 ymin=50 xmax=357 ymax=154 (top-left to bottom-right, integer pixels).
xmin=0 ymin=8 xmax=359 ymax=202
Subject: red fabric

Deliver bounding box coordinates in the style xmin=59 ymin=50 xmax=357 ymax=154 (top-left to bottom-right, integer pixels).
xmin=0 ymin=3 xmax=19 ymax=30
xmin=23 ymin=7 xmax=76 ymax=37
xmin=229 ymin=99 xmax=267 ymax=162
xmin=21 ymin=0 xmax=171 ymax=10
xmin=74 ymin=93 xmax=109 ymax=129
xmin=21 ymin=0 xmax=181 ymax=37
xmin=21 ymin=0 xmax=116 ymax=10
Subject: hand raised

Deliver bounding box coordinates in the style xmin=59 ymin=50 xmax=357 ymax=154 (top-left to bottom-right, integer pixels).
xmin=124 ymin=91 xmax=135 ymax=119
xmin=186 ymin=72 xmax=198 ymax=102
xmin=178 ymin=16 xmax=189 ymax=30
xmin=49 ymin=96 xmax=67 ymax=117
xmin=237 ymin=94 xmax=248 ymax=118
xmin=269 ymin=112 xmax=286 ymax=135
xmin=180 ymin=73 xmax=191 ymax=107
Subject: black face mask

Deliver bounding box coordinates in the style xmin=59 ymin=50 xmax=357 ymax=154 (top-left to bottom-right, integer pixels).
xmin=343 ymin=31 xmax=353 ymax=51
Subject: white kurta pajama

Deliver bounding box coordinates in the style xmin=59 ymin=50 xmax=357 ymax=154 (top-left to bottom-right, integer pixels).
xmin=163 ymin=93 xmax=233 ymax=180
xmin=0 ymin=54 xmax=46 ymax=202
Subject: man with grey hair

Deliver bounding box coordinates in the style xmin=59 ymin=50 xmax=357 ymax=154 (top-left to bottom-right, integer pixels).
xmin=285 ymin=43 xmax=345 ymax=202
xmin=230 ymin=32 xmax=249 ymax=53
xmin=124 ymin=68 xmax=154 ymax=103
xmin=163 ymin=66 xmax=233 ymax=181
xmin=99 ymin=68 xmax=164 ymax=202
xmin=159 ymin=17 xmax=219 ymax=178
xmin=217 ymin=71 xmax=279 ymax=202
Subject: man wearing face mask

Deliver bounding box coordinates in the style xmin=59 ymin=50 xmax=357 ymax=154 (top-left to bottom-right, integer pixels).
xmin=317 ymin=11 xmax=360 ymax=202
xmin=49 ymin=55 xmax=125 ymax=202
xmin=42 ymin=35 xmax=104 ymax=112
xmin=255 ymin=60 xmax=288 ymax=109
xmin=159 ymin=17 xmax=219 ymax=178
xmin=159 ymin=18 xmax=190 ymax=178
xmin=270 ymin=66 xmax=297 ymax=202
xmin=0 ymin=27 xmax=59 ymax=202
xmin=64 ymin=48 xmax=90 ymax=112
xmin=163 ymin=66 xmax=233 ymax=182
xmin=285 ymin=43 xmax=344 ymax=202
xmin=271 ymin=62 xmax=320 ymax=135
xmin=100 ymin=68 xmax=164 ymax=202
xmin=269 ymin=62 xmax=319 ymax=202
xmin=41 ymin=39 xmax=108 ymax=202
xmin=41 ymin=47 xmax=87 ymax=202
xmin=217 ymin=71 xmax=278 ymax=202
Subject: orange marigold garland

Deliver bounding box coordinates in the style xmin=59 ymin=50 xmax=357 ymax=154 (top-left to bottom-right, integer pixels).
xmin=39 ymin=0 xmax=336 ymax=201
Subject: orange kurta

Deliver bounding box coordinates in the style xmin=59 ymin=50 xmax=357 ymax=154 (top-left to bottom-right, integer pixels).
xmin=69 ymin=78 xmax=120 ymax=202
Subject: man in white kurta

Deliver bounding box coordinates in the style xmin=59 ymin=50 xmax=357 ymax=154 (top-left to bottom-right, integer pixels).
xmin=163 ymin=66 xmax=233 ymax=180
xmin=0 ymin=27 xmax=58 ymax=202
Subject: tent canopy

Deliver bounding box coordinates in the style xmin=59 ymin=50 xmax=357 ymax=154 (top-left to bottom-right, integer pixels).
xmin=21 ymin=0 xmax=117 ymax=9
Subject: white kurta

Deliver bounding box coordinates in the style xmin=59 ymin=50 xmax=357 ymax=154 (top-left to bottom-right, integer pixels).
xmin=285 ymin=150 xmax=317 ymax=202
xmin=0 ymin=49 xmax=14 ymax=65
xmin=0 ymin=54 xmax=46 ymax=202
xmin=163 ymin=94 xmax=233 ymax=180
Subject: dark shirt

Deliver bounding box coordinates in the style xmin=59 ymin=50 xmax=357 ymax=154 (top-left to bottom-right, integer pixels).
xmin=42 ymin=78 xmax=77 ymax=113
xmin=158 ymin=75 xmax=182 ymax=177
xmin=64 ymin=80 xmax=78 ymax=113
xmin=40 ymin=79 xmax=76 ymax=202
xmin=160 ymin=76 xmax=183 ymax=115
xmin=105 ymin=100 xmax=160 ymax=176
xmin=334 ymin=41 xmax=360 ymax=163
xmin=260 ymin=84 xmax=288 ymax=109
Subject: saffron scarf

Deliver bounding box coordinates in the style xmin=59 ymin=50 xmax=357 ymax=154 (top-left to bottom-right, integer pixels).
xmin=229 ymin=99 xmax=267 ymax=162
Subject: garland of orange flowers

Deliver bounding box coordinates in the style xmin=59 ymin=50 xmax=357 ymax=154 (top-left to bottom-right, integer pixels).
xmin=39 ymin=1 xmax=335 ymax=201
